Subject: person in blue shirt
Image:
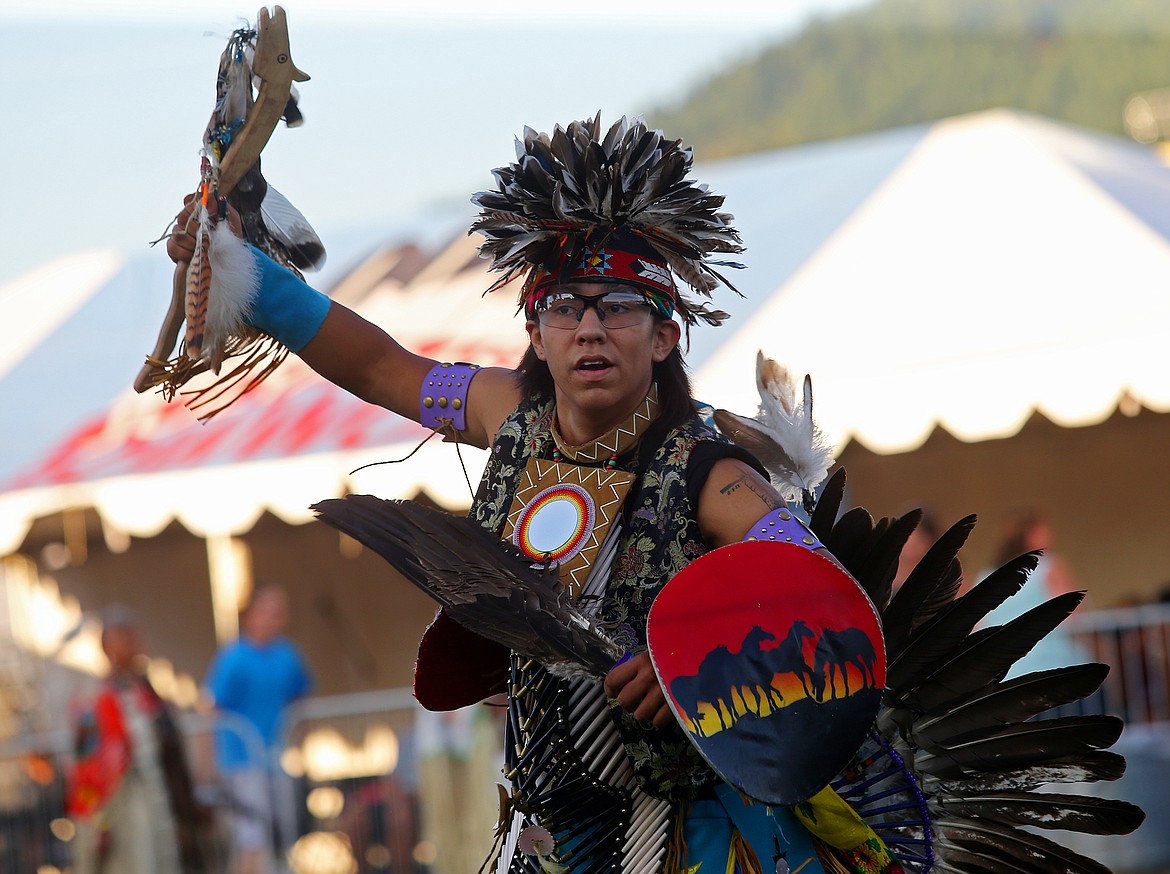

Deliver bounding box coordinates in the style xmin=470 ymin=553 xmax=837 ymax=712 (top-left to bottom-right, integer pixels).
xmin=204 ymin=585 xmax=312 ymax=874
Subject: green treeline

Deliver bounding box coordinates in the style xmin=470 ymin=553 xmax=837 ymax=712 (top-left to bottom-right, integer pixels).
xmin=651 ymin=0 xmax=1170 ymax=157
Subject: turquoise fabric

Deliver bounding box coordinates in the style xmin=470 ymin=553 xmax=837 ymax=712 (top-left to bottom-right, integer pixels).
xmin=249 ymin=245 xmax=332 ymax=351
xmin=681 ymin=785 xmax=823 ymax=874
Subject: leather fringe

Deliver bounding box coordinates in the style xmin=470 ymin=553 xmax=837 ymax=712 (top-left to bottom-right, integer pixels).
xmin=664 ymin=801 xmax=688 ymax=874
xmin=729 ymin=829 xmax=764 ymax=874
xmin=661 ymin=800 xmax=765 ymax=874
xmin=811 ymin=838 xmax=854 ymax=874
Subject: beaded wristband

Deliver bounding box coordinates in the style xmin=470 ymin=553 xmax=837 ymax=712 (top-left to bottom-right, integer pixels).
xmin=742 ymin=507 xmax=823 ymax=550
xmin=420 ymin=362 xmax=481 ymax=431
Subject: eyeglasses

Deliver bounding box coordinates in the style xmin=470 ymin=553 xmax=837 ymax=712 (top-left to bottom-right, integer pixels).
xmin=535 ymin=290 xmax=654 ymax=330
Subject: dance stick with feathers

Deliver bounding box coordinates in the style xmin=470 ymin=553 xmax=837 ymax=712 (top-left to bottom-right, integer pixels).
xmin=134 ymin=6 xmax=324 ymax=418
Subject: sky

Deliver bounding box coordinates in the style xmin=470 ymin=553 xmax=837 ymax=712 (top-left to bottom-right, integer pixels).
xmin=0 ymin=0 xmax=870 ymax=285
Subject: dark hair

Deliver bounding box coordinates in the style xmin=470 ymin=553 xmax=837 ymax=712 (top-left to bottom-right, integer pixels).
xmin=513 ymin=334 xmax=696 ymax=436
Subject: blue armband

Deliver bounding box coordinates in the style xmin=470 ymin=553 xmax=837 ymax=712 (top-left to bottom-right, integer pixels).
xmin=743 ymin=508 xmax=823 ymax=550
xmin=248 ymin=245 xmax=332 ymax=352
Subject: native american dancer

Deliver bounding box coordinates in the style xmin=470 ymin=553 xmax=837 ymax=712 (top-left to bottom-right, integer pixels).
xmin=164 ymin=113 xmax=1144 ymax=874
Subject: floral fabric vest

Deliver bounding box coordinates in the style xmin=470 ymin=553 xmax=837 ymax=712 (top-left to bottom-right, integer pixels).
xmin=470 ymin=394 xmax=734 ymax=799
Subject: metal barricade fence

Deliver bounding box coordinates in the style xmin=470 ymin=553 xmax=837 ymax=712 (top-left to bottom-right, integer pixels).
xmin=1053 ymin=603 xmax=1170 ymax=874
xmin=1064 ymin=601 xmax=1170 ymax=726
xmin=277 ymin=689 xmax=506 ymax=874
xmin=180 ymin=709 xmax=271 ymax=874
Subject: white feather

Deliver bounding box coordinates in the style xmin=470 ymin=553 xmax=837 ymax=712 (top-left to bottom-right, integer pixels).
xmin=715 ymin=351 xmax=834 ymax=505
xmin=206 ymin=223 xmax=261 ymax=373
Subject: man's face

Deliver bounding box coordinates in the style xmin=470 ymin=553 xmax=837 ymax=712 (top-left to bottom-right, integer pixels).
xmin=526 ymin=282 xmax=680 ymax=428
xmin=102 ymin=626 xmax=142 ymax=673
xmin=244 ymin=589 xmax=289 ymax=644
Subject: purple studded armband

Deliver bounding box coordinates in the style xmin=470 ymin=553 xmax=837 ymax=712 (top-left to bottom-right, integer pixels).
xmin=420 ymin=362 xmax=481 ymax=432
xmin=742 ymin=507 xmax=824 ymax=551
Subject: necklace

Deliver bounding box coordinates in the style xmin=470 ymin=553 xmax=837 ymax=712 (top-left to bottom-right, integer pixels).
xmin=550 ymin=385 xmax=660 ymax=468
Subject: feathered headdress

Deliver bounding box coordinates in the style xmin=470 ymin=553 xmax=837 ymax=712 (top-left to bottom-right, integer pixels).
xmin=470 ymin=113 xmax=745 ymax=329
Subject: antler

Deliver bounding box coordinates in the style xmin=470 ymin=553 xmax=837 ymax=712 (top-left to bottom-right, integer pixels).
xmin=134 ymin=6 xmax=309 ymax=395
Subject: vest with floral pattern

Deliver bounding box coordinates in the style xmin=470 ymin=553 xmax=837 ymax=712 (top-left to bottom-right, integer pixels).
xmin=470 ymin=393 xmax=737 ymax=799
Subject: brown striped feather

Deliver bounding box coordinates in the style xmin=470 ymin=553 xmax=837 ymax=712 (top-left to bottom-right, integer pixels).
xmin=183 ymin=221 xmax=211 ymax=360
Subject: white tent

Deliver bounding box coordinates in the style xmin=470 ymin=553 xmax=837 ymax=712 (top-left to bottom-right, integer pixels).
xmin=3 ymin=108 xmax=1170 ymax=688
xmin=694 ymin=108 xmax=1170 ymax=452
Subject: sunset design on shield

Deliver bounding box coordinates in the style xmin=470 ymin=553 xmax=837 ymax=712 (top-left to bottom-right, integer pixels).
xmin=648 ymin=541 xmax=886 ymax=805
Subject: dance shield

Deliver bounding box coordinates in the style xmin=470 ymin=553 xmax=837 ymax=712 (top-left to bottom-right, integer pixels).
xmin=647 ymin=541 xmax=885 ymax=805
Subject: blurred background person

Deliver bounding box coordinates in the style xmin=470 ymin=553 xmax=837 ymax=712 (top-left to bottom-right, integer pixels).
xmin=891 ymin=509 xmax=939 ymax=595
xmin=204 ymin=585 xmax=313 ymax=874
xmin=981 ymin=511 xmax=1089 ymax=679
xmin=67 ymin=604 xmax=204 ymax=874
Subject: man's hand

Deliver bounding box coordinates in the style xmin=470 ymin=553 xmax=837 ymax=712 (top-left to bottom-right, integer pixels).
xmin=603 ymin=651 xmax=675 ymax=728
xmin=165 ymin=194 xmax=244 ymax=264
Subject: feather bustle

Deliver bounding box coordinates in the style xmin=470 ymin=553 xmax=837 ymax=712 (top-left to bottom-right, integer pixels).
xmin=906 ymin=591 xmax=1088 ymax=713
xmin=925 ymin=751 xmax=1127 ymax=792
xmin=937 ymin=817 xmax=1115 ymax=874
xmin=918 ymin=714 xmax=1124 ymax=776
xmin=913 ymin=662 xmax=1109 ymax=744
xmin=937 ymin=791 xmax=1144 ymax=835
xmin=885 ymin=552 xmax=1038 ymax=692
xmin=882 ymin=515 xmax=976 ymax=653
xmin=808 ymin=468 xmax=847 ymax=540
xmin=805 ymin=479 xmax=1144 ymax=872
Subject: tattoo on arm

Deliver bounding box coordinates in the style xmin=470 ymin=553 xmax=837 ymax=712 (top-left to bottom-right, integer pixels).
xmin=718 ymin=475 xmax=782 ymax=510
